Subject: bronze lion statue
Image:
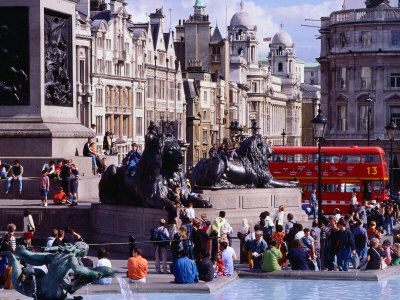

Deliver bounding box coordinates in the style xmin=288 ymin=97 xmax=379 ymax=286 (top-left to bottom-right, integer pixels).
xmin=99 ymin=127 xmax=211 ymax=208
xmin=191 ymin=134 xmax=297 ymax=189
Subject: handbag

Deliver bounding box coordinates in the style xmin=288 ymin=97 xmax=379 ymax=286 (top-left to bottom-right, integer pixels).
xmin=352 ymin=252 xmax=360 ymax=269
xmin=27 ymin=223 xmax=34 ymax=232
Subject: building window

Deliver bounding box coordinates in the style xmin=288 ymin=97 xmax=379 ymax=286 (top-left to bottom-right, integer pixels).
xmin=123 ymin=117 xmax=128 ymax=136
xmin=340 ymin=67 xmax=346 ymax=89
xmin=146 ymin=110 xmax=154 ymax=126
xmin=390 ymin=67 xmax=400 ymax=88
xmin=79 ymin=60 xmax=85 ymax=84
xmin=146 ymin=79 xmax=154 ymax=98
xmin=96 ymin=37 xmax=103 ymax=48
xmin=96 ymin=59 xmax=102 ymax=73
xmin=311 ymin=71 xmax=314 ymax=77
xmin=390 ymin=107 xmax=400 ymax=128
xmin=310 ymin=79 xmax=315 ymax=85
xmin=361 ymin=31 xmax=371 ymax=47
xmin=337 ymin=105 xmax=346 ymax=132
xmin=212 ymin=47 xmax=217 ymax=54
xmin=251 ymin=101 xmax=257 ymax=111
xmin=359 ymin=105 xmax=370 ymax=132
xmin=252 ymin=82 xmax=257 ymax=93
xmin=177 ymin=83 xmax=182 ymax=101
xmin=96 ymin=88 xmax=103 ymax=106
xmin=361 ymin=67 xmax=372 ymax=89
xmin=203 ymin=130 xmax=207 ymax=144
xmin=136 ymin=117 xmax=143 ymax=136
xmin=203 ymin=110 xmax=207 ymax=120
xmin=203 ymin=91 xmax=207 ymax=103
xmin=125 ymin=63 xmax=130 ymax=77
xmin=169 ymin=82 xmax=175 ymax=101
xmin=278 ymin=63 xmax=283 ymax=72
xmin=136 ymin=92 xmax=142 ymax=108
xmin=238 ymin=48 xmax=244 ymax=55
xmin=339 ymin=32 xmax=345 ymax=48
xmin=106 ymin=60 xmax=112 ymax=75
xmin=392 ymin=31 xmax=400 ymax=46
xmin=95 ymin=116 xmax=103 ymax=136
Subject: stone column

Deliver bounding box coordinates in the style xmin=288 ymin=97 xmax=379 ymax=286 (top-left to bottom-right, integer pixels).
xmin=119 ymin=115 xmax=123 ymax=137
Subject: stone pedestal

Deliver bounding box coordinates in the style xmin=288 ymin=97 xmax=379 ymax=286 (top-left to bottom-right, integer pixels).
xmin=0 ymin=0 xmax=93 ymax=157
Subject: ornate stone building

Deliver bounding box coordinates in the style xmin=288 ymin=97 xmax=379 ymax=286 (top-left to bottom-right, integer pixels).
xmin=228 ymin=1 xmax=303 ymax=146
xmin=130 ymin=9 xmax=186 ymax=142
xmin=89 ymin=0 xmax=146 ymax=154
xmin=318 ymin=0 xmax=400 ymax=183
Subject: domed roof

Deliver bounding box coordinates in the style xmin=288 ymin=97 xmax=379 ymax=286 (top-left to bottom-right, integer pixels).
xmin=272 ymin=29 xmax=293 ymax=47
xmin=230 ymin=1 xmax=254 ymax=29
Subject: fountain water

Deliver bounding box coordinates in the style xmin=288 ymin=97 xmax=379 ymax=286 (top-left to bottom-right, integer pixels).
xmin=116 ymin=276 xmax=133 ymax=300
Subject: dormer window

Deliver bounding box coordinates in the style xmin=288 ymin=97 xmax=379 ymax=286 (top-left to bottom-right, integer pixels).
xmin=278 ymin=62 xmax=283 ymax=72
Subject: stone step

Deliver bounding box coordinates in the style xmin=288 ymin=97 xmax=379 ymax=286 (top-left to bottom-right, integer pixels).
xmin=0 ymin=156 xmax=119 ymax=177
xmin=0 ymin=175 xmax=100 ymax=201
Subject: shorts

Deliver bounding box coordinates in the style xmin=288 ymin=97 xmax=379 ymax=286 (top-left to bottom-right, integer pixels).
xmin=24 ymin=232 xmax=34 ymax=239
xmin=40 ymin=189 xmax=48 ymax=196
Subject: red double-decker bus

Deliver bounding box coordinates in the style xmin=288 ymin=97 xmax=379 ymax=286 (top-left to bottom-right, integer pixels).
xmin=269 ymin=146 xmax=389 ymax=214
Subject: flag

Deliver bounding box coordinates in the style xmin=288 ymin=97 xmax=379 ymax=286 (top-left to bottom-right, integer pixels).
xmin=316 ymin=36 xmax=322 ymax=40
xmin=263 ymin=37 xmax=272 ymax=42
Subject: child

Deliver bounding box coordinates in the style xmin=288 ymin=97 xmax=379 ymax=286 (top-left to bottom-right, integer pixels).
xmin=39 ymin=170 xmax=50 ymax=207
xmin=333 ymin=208 xmax=341 ymax=222
xmin=53 ymin=187 xmax=70 ymax=205
xmin=184 ymin=202 xmax=195 ymax=219
xmin=199 ymin=213 xmax=210 ymax=231
xmin=214 ymin=252 xmax=226 ymax=276
xmin=53 ymin=160 xmax=63 ymax=181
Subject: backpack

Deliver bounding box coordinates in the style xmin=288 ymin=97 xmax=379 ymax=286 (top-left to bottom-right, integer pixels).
xmin=354 ymin=233 xmax=366 ymax=249
xmin=150 ymin=227 xmax=169 ymax=247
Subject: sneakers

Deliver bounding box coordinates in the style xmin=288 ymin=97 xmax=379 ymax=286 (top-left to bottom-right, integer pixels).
xmin=40 ymin=202 xmax=44 ymax=206
xmin=44 ymin=203 xmax=48 ymax=207
xmin=70 ymin=202 xmax=78 ymax=207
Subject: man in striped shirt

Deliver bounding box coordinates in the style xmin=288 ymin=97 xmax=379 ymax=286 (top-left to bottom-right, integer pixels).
xmin=1 ymin=223 xmax=16 ymax=251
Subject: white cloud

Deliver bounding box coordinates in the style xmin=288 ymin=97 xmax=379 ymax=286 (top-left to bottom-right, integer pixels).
xmin=125 ymin=0 xmax=399 ymax=62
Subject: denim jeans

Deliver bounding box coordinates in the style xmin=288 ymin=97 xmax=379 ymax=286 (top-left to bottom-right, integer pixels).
xmin=7 ymin=176 xmax=22 ymax=191
xmin=0 ymin=167 xmax=6 ymax=178
xmin=385 ymin=216 xmax=394 ymax=235
xmin=356 ymin=245 xmax=368 ymax=262
xmin=88 ymin=154 xmax=96 ymax=166
xmin=312 ymin=204 xmax=318 ymax=219
xmin=337 ymin=247 xmax=352 ymax=271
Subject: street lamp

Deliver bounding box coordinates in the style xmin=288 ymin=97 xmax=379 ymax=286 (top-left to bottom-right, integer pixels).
xmin=365 ymin=93 xmax=374 ymax=146
xmin=385 ymin=118 xmax=397 ymax=191
xmin=311 ymin=105 xmax=328 ymax=271
xmin=281 ymin=129 xmax=286 ymax=146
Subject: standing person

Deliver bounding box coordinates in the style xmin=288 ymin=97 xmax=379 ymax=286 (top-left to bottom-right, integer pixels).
xmin=2 ymin=224 xmax=17 ymax=251
xmin=271 ymin=225 xmax=287 ymax=268
xmin=60 ymin=160 xmax=72 ymax=197
xmin=336 ymin=219 xmax=356 ymax=271
xmin=39 ymin=170 xmax=50 ymax=207
xmin=287 ymin=239 xmax=310 ymax=270
xmin=192 ymin=221 xmax=209 ymax=262
xmin=0 ymin=159 xmax=11 ymax=179
xmin=94 ymin=248 xmax=112 ymax=285
xmin=353 ymin=220 xmax=368 ymax=262
xmin=182 ymin=217 xmax=194 ymax=259
xmin=273 ymin=205 xmax=285 ymax=227
xmin=357 ymin=200 xmax=368 ymax=229
xmin=154 ymin=219 xmax=169 ymax=274
xmin=69 ymin=164 xmax=79 ymax=207
xmin=301 ymin=228 xmax=316 ymax=259
xmin=166 ymin=201 xmax=180 ymax=238
xmin=237 ymin=219 xmax=250 ymax=264
xmin=285 ymin=213 xmax=296 ymax=233
xmin=127 ymin=248 xmax=148 ymax=283
xmin=184 ymin=202 xmax=195 ymax=220
xmin=23 ymin=209 xmax=35 ymax=246
xmin=310 ymin=221 xmax=321 ymax=260
xmin=333 ymin=208 xmax=341 ymax=222
xmin=250 ymin=230 xmax=268 ymax=269
xmin=5 ymin=160 xmax=23 ymax=195
xmin=326 ymin=219 xmax=339 ymax=271
xmin=42 ymin=161 xmax=55 ymax=179
xmin=124 ymin=143 xmax=142 ymax=176
xmin=384 ymin=204 xmax=394 ymax=236
xmin=309 ymin=188 xmax=318 ymax=220
xmin=102 ymin=131 xmax=111 ymax=154
xmin=209 ymin=211 xmax=227 ymax=257
xmin=349 ymin=192 xmax=358 ymax=214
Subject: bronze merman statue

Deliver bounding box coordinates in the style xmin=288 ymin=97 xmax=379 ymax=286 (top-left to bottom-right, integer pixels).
xmin=2 ymin=242 xmax=115 ymax=300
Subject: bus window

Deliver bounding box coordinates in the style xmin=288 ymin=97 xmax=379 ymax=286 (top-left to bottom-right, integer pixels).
xmin=341 ymin=155 xmax=361 ymax=163
xmin=309 ymin=154 xmax=318 ymax=163
xmin=288 ymin=154 xmax=307 ymax=163
xmin=308 ymin=183 xmax=317 ymax=192
xmin=271 ymin=154 xmax=286 ymax=162
xmin=341 ymin=183 xmax=361 ymax=193
xmin=362 ymin=154 xmax=381 ymax=163
xmin=322 ymin=184 xmax=339 ymax=192
xmin=321 ymin=155 xmax=339 ymax=163
xmin=373 ymin=181 xmax=384 ymax=193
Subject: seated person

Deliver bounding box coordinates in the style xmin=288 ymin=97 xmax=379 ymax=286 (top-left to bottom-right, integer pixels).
xmin=109 ymin=142 xmax=119 ymax=156
xmin=173 ymin=249 xmax=199 ymax=284
xmin=127 ymin=248 xmax=148 ymax=283
xmin=249 ymin=230 xmax=268 ymax=269
xmin=287 ymin=239 xmax=310 ymax=270
xmin=124 ymin=143 xmax=142 ymax=176
xmin=53 ymin=187 xmax=71 ymax=205
xmin=42 ymin=160 xmax=56 ymax=179
xmin=197 ymin=249 xmax=214 ymax=282
xmin=262 ymin=240 xmax=283 ymax=272
xmin=94 ymin=248 xmax=112 ymax=285
xmin=366 ymin=238 xmax=385 ymax=270
xmin=53 ymin=160 xmax=63 ymax=180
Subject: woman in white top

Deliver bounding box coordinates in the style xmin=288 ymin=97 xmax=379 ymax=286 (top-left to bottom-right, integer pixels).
xmin=23 ymin=209 xmax=35 ymax=246
xmin=95 ymin=248 xmax=112 ymax=284
xmin=273 ymin=205 xmax=285 ymax=227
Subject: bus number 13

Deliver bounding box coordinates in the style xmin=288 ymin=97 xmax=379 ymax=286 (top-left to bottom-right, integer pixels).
xmin=367 ymin=167 xmax=378 ymax=175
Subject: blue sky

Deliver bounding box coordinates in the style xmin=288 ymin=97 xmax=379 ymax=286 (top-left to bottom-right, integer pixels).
xmin=125 ymin=0 xmax=396 ymax=62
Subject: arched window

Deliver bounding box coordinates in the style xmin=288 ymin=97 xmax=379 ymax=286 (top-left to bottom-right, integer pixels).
xmin=238 ymin=48 xmax=244 ymax=56
xmin=278 ymin=62 xmax=283 ymax=72
xmin=212 ymin=47 xmax=217 ymax=54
